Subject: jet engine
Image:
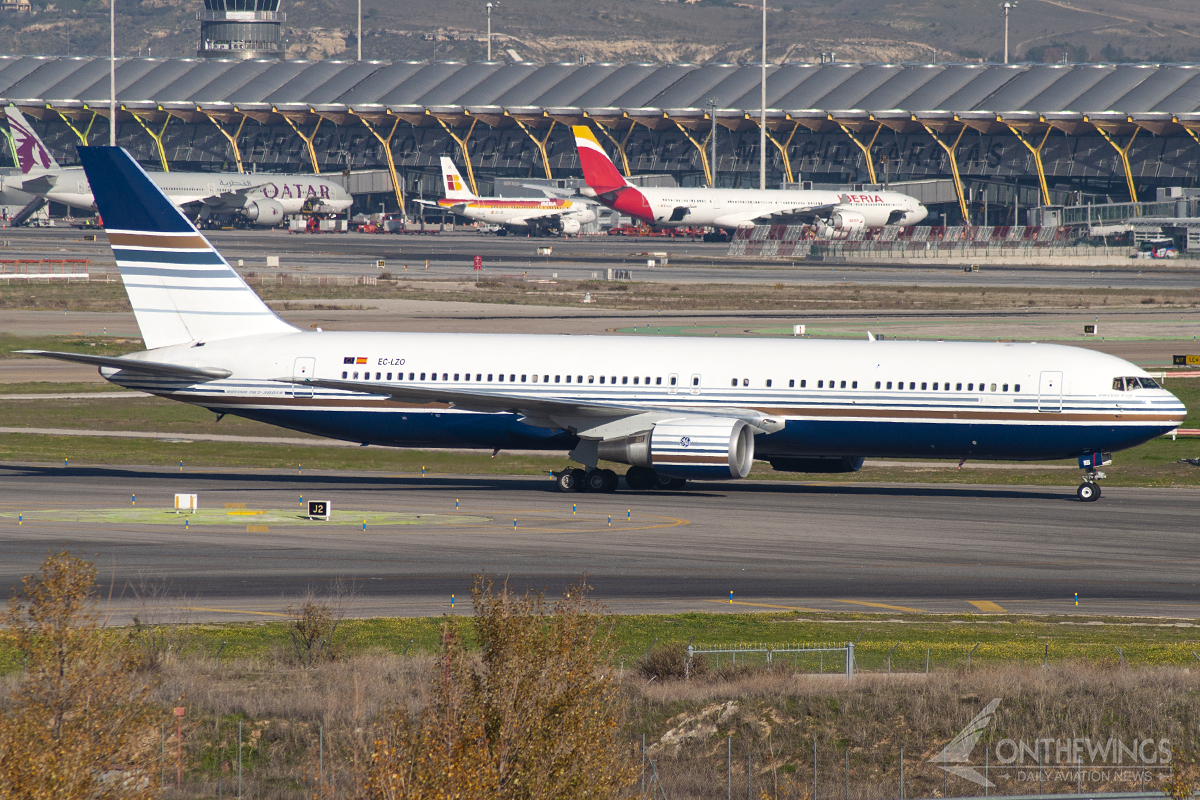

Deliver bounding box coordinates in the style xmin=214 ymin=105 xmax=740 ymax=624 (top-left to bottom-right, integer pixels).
xmin=560 ymin=217 xmax=581 ymax=235
xmin=830 ymin=210 xmax=867 ymax=229
xmin=243 ymin=199 xmax=285 ymax=226
xmin=596 ymin=416 xmax=756 ymax=480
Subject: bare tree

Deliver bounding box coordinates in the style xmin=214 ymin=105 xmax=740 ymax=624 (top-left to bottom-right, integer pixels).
xmin=363 ymin=576 xmax=637 ymax=800
xmin=0 ymin=551 xmax=163 ymax=800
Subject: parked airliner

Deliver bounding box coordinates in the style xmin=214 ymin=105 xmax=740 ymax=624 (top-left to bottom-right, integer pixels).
xmin=572 ymin=125 xmax=926 ymax=232
xmin=417 ymin=157 xmax=596 ymax=236
xmin=4 ymin=106 xmax=351 ymax=226
xmin=23 ymin=147 xmax=1184 ymax=500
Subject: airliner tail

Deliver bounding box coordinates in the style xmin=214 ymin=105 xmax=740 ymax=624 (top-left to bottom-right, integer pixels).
xmin=572 ymin=125 xmax=629 ymax=194
xmin=6 ymin=105 xmax=60 ymax=173
xmin=439 ymin=157 xmax=476 ymax=201
xmin=76 ymin=146 xmax=296 ymax=350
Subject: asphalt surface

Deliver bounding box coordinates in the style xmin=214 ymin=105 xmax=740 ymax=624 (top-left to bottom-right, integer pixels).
xmin=5 ymin=226 xmax=1200 ymax=289
xmin=2 ymin=463 xmax=1198 ymax=622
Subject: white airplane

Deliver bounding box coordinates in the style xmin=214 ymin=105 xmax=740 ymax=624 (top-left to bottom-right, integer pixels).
xmin=22 ymin=146 xmax=1184 ymax=501
xmin=418 ymin=157 xmax=597 ymax=236
xmin=572 ymin=125 xmax=927 ymax=233
xmin=3 ymin=106 xmax=352 ymax=226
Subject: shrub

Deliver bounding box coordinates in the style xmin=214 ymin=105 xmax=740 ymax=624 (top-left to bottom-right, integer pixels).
xmin=637 ymin=643 xmax=708 ymax=681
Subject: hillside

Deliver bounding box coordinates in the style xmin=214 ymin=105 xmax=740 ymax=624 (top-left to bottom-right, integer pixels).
xmin=2 ymin=0 xmax=1200 ymax=69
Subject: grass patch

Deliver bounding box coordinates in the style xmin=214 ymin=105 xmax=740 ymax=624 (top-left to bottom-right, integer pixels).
xmin=4 ymin=611 xmax=1198 ymax=676
xmin=0 ymin=332 xmax=143 ymax=359
xmin=0 ymin=381 xmax=127 ymax=394
xmin=4 ymin=277 xmax=1200 ymax=313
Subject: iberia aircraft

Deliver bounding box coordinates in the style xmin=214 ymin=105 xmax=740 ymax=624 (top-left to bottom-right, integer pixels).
xmin=22 ymin=146 xmax=1184 ymax=501
xmin=418 ymin=157 xmax=596 ymax=236
xmin=572 ymin=125 xmax=927 ymax=232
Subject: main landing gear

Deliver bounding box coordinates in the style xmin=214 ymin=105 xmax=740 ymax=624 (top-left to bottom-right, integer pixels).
xmin=554 ymin=466 xmax=686 ymax=493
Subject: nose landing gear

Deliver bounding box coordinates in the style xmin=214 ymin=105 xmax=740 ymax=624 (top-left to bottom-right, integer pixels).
xmin=1076 ymin=451 xmax=1110 ymax=502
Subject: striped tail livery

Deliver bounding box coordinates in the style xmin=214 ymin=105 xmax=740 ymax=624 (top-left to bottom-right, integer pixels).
xmin=77 ymin=146 xmax=295 ymax=350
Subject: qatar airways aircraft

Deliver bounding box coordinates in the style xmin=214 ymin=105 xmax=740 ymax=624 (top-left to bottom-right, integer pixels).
xmin=4 ymin=106 xmax=351 ymax=226
xmin=572 ymin=125 xmax=927 ymax=232
xmin=22 ymin=147 xmax=1183 ymax=501
xmin=417 ymin=157 xmax=596 ymax=236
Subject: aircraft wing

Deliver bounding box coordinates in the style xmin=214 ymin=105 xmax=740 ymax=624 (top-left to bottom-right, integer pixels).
xmin=272 ymin=376 xmax=783 ymax=434
xmin=16 ymin=173 xmax=58 ymax=195
xmin=200 ymin=183 xmax=272 ymax=209
xmin=17 ymin=350 xmax=232 ymax=380
xmin=712 ymin=205 xmax=834 ymax=229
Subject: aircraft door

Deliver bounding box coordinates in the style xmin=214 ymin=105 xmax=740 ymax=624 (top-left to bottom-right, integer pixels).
xmin=668 ymin=373 xmax=678 ymax=395
xmin=293 ymin=357 xmax=316 ymax=398
xmin=1038 ymin=371 xmax=1062 ymax=412
xmin=690 ymin=373 xmax=701 ymax=395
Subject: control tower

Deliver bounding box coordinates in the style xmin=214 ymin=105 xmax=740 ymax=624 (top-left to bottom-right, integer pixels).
xmin=198 ymin=0 xmax=285 ymax=59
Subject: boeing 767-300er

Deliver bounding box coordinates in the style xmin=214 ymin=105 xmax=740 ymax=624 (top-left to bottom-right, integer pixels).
xmin=21 ymin=147 xmax=1184 ymax=500
xmin=572 ymin=125 xmax=926 ymax=232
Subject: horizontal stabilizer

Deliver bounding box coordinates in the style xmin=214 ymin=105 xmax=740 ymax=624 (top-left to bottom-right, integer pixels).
xmin=18 ymin=350 xmax=231 ymax=381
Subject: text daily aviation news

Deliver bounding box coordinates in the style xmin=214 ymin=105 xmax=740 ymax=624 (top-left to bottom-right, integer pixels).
xmin=418 ymin=157 xmax=597 ymax=235
xmin=3 ymin=106 xmax=351 ymax=226
xmin=572 ymin=125 xmax=927 ymax=231
xmin=21 ymin=146 xmax=1183 ymax=499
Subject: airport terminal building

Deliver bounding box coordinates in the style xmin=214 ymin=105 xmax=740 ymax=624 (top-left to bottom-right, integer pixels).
xmin=3 ymin=55 xmax=1200 ymax=223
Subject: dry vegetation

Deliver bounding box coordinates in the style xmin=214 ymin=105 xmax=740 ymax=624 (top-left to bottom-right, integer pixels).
xmin=6 ymin=555 xmax=1200 ymax=799
xmin=4 ymin=276 xmax=1200 ymax=316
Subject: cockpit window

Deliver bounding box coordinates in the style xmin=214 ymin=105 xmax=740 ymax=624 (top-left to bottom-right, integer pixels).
xmin=1114 ymin=376 xmax=1159 ymax=391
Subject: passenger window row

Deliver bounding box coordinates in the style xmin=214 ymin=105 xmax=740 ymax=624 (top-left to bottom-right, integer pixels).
xmin=873 ymin=381 xmax=1020 ymax=393
xmin=339 ymin=370 xmax=674 ymax=386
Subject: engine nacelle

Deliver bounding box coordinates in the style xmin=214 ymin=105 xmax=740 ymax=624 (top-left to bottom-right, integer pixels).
xmin=243 ymin=199 xmax=285 ymax=226
xmin=596 ymin=416 xmax=755 ymax=480
xmin=560 ymin=218 xmax=581 ymax=235
xmin=830 ymin=210 xmax=867 ymax=229
xmin=768 ymin=456 xmax=864 ymax=474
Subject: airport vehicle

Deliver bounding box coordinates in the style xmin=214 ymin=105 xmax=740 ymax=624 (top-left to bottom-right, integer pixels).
xmin=23 ymin=147 xmax=1186 ymax=501
xmin=418 ymin=157 xmax=596 ymax=236
xmin=3 ymin=106 xmax=351 ymax=226
xmin=573 ymin=125 xmax=927 ymax=232
xmin=1133 ymin=239 xmax=1178 ymax=259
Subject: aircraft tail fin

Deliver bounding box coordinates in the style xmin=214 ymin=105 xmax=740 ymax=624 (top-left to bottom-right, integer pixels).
xmin=439 ymin=157 xmax=476 ymax=201
xmin=77 ymin=146 xmax=296 ymax=350
xmin=572 ymin=125 xmax=628 ymax=194
xmin=5 ymin=105 xmax=61 ymax=173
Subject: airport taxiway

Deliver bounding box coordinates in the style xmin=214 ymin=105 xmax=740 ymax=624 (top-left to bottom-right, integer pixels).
xmin=2 ymin=463 xmax=1198 ymax=622
xmin=3 ymin=227 xmax=1199 ymax=289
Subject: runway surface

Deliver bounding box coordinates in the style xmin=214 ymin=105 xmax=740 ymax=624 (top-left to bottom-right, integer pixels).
xmin=5 ymin=227 xmax=1199 ymax=289
xmin=2 ymin=463 xmax=1198 ymax=622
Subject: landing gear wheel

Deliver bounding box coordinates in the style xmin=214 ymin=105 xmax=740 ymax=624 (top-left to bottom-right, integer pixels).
xmin=1077 ymin=483 xmax=1101 ymax=502
xmin=600 ymin=468 xmax=619 ymax=493
xmin=584 ymin=470 xmax=608 ymax=492
xmin=625 ymin=466 xmax=656 ymax=490
xmin=556 ymin=469 xmax=585 ymax=493
xmin=655 ymin=475 xmax=687 ymax=490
